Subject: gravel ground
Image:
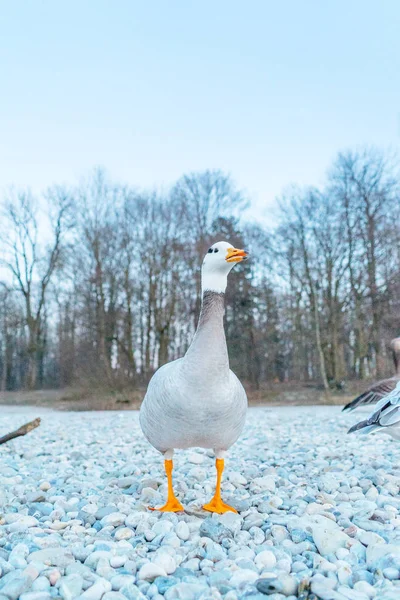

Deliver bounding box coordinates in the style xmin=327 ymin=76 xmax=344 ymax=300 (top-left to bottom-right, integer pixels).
xmin=1 ymin=406 xmax=400 ymax=600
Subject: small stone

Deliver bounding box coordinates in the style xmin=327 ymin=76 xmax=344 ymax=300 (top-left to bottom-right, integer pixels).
xmin=115 ymin=527 xmax=133 ymax=540
xmin=84 ymin=551 xmax=112 ymax=569
xmin=311 ymin=577 xmax=342 ymax=600
xmin=230 ymin=569 xmax=258 ymax=587
xmin=152 ymin=521 xmax=174 ymax=536
xmin=27 ymin=548 xmax=75 ymax=568
xmin=162 ymin=533 xmax=181 ymax=548
xmin=257 ymin=574 xmax=297 ymax=596
xmin=26 ymin=491 xmax=46 ymax=503
xmin=59 ymin=574 xmax=84 ymax=600
xmin=154 ymin=577 xmax=179 ymax=595
xmin=81 ymin=503 xmax=99 ymax=515
xmin=118 ymin=477 xmax=136 ymax=488
xmin=110 ymin=555 xmax=127 ymax=568
xmin=144 ymin=529 xmax=156 ymax=541
xmin=383 ymin=567 xmax=399 ymax=580
xmin=9 ymin=555 xmax=27 ymax=569
xmin=49 ymin=569 xmax=61 ymax=586
xmin=250 ymin=476 xmax=276 ymax=492
xmin=119 ymin=583 xmax=147 ymax=599
xmin=78 ymin=578 xmax=112 ymax=599
xmin=309 ymin=516 xmax=350 ymax=556
xmin=32 ymin=577 xmax=51 ymax=592
xmin=153 ymin=553 xmax=176 ymax=575
xmin=1 ymin=576 xmax=32 ymax=600
xmin=366 ymin=543 xmax=400 ymax=568
xmin=7 ymin=516 xmax=39 ymax=531
xmin=338 ymin=565 xmax=352 ymax=585
xmin=254 ymin=550 xmax=277 ymax=570
xmin=138 ymin=563 xmax=167 ymax=581
xmin=176 ymin=521 xmax=190 ymax=541
xmin=183 ymin=559 xmax=200 ymax=571
xmin=218 ymin=512 xmax=242 ymax=536
xmin=337 ymin=587 xmax=370 ymax=600
xmin=187 ymin=453 xmax=205 ymax=464
xmin=336 ymin=548 xmax=350 ymax=560
xmin=138 ymin=479 xmax=159 ymax=492
xmin=227 ymin=472 xmax=247 ymax=486
xmin=111 ymin=575 xmax=136 ymax=590
xmin=353 ymin=581 xmax=376 ymax=598
xmin=95 ymin=506 xmax=117 ymax=520
xmin=164 ymin=583 xmax=208 ymax=600
xmin=199 ymin=519 xmax=232 ymax=543
xmin=100 ymin=512 xmax=126 ymax=527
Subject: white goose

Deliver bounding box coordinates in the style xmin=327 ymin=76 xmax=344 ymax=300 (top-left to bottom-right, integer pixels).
xmin=139 ymin=241 xmax=248 ymax=513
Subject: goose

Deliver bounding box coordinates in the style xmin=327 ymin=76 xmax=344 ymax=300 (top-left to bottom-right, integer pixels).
xmin=139 ymin=241 xmax=248 ymax=513
xmin=342 ymin=338 xmax=400 ymax=412
xmin=348 ymin=380 xmax=400 ymax=439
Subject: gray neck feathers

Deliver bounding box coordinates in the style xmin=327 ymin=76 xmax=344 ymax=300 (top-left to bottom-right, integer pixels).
xmin=198 ymin=291 xmax=225 ymax=329
xmin=184 ymin=291 xmax=229 ymax=375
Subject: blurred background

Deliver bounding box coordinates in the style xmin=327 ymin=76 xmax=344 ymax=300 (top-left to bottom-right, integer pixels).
xmin=0 ymin=1 xmax=399 ymax=408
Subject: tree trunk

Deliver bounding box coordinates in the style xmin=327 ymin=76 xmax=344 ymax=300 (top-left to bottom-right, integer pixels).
xmin=312 ymin=288 xmax=329 ymax=390
xmin=26 ymin=322 xmax=39 ymax=390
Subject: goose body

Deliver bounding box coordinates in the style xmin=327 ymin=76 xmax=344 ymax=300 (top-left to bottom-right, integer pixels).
xmin=139 ymin=241 xmax=248 ymax=513
xmin=140 ymin=352 xmax=247 ymax=457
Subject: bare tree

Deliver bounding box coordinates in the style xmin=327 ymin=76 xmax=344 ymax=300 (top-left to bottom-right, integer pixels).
xmin=1 ymin=151 xmax=399 ymax=395
xmin=0 ymin=188 xmax=73 ymax=389
xmin=330 ymin=148 xmax=399 ymax=377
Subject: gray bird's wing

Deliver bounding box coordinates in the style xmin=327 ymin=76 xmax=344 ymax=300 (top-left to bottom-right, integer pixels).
xmin=342 ymin=377 xmax=399 ymax=412
xmin=348 ymin=381 xmax=400 ymax=434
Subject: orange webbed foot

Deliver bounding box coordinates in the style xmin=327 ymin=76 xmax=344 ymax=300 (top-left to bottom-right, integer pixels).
xmin=203 ymin=497 xmax=237 ymax=514
xmin=203 ymin=457 xmax=237 ymax=514
xmin=148 ymin=458 xmax=184 ymax=512
xmin=148 ymin=497 xmax=184 ymax=512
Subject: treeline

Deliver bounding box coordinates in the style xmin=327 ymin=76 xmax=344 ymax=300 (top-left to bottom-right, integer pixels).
xmin=0 ymin=147 xmax=399 ymax=392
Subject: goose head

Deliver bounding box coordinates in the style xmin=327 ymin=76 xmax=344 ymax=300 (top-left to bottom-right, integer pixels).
xmin=201 ymin=240 xmax=248 ymax=294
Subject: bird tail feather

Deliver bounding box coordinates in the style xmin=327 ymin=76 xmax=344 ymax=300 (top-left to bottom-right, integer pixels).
xmin=347 ymin=420 xmax=378 ymax=435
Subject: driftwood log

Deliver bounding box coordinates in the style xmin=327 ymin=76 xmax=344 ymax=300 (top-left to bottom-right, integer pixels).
xmin=0 ymin=418 xmax=41 ymax=445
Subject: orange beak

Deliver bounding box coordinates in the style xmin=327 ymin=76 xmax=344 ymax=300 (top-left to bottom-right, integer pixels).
xmin=225 ymin=247 xmax=249 ymax=263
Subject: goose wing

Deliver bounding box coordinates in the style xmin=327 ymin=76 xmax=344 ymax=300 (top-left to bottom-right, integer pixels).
xmin=342 ymin=377 xmax=399 ymax=412
xmin=348 ymin=381 xmax=400 ymax=434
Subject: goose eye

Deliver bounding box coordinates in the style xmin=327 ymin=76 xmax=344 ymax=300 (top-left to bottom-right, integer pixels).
xmin=214 ymin=248 xmax=219 ymax=253
xmin=207 ymin=248 xmax=213 ymax=253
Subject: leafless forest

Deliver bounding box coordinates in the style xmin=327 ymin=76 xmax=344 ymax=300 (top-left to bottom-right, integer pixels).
xmin=0 ymin=147 xmax=399 ymax=394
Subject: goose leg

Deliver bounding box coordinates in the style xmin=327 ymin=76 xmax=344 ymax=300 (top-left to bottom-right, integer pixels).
xmin=203 ymin=458 xmax=238 ymax=514
xmin=149 ymin=459 xmax=184 ymax=512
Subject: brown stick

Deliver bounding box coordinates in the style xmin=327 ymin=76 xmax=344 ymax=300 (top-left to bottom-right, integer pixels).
xmin=0 ymin=418 xmax=41 ymax=445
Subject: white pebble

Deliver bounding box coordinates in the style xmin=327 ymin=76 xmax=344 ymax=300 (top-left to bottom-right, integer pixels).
xmin=255 ymin=550 xmax=277 ymax=570
xmin=176 ymin=521 xmax=190 ymax=541
xmin=153 ymin=552 xmax=176 ymax=575
xmin=138 ymin=563 xmax=167 ymax=581
xmin=114 ymin=527 xmax=133 ymax=540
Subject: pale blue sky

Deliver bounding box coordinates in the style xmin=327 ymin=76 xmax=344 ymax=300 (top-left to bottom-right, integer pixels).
xmin=0 ymin=1 xmax=399 ymax=221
